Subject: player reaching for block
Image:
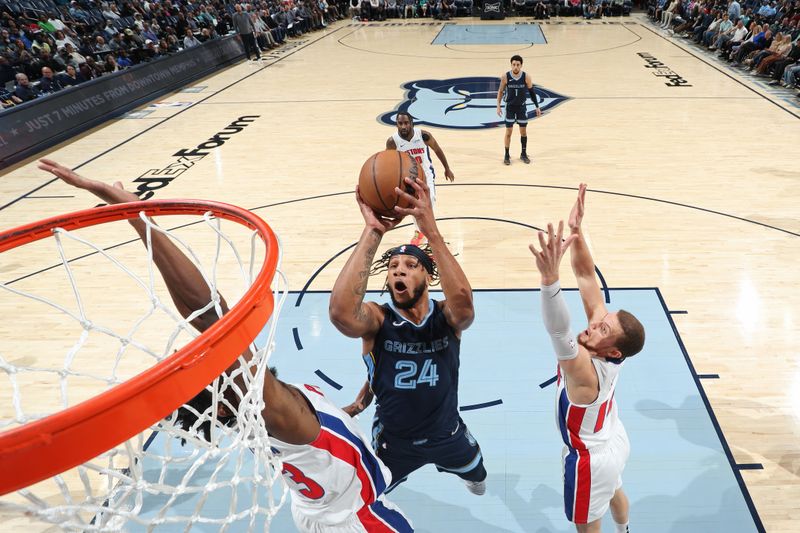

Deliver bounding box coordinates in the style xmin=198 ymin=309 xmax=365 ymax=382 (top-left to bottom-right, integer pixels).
xmin=528 ymin=184 xmax=645 ymax=533
xmin=38 ymin=159 xmax=413 ymax=533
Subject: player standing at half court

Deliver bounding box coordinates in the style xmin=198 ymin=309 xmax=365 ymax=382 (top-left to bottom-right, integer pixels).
xmin=386 ymin=111 xmax=455 ymax=245
xmin=528 ymin=185 xmax=645 ymax=533
xmin=496 ymin=55 xmax=541 ymax=166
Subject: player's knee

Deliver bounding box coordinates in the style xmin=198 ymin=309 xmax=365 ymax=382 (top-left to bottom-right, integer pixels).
xmin=575 ymin=521 xmax=601 ymax=533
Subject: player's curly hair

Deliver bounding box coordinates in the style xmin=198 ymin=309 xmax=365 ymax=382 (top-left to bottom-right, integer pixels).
xmin=369 ymin=242 xmax=440 ymax=292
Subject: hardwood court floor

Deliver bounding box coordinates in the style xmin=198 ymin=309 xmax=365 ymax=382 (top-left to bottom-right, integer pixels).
xmin=0 ymin=14 xmax=798 ymax=532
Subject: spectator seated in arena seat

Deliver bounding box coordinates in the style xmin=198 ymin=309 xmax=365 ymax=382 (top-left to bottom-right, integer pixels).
xmin=13 ymin=72 xmax=40 ymax=103
xmin=39 ymin=66 xmax=64 ymax=93
xmin=57 ymin=64 xmax=80 ymax=88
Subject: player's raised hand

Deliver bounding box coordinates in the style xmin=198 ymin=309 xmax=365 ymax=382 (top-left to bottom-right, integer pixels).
xmin=38 ymin=159 xmax=96 ymax=191
xmin=39 ymin=158 xmax=140 ymax=205
xmin=528 ymin=221 xmax=577 ymax=286
xmin=356 ymin=185 xmax=403 ymax=235
xmin=393 ymin=176 xmax=436 ymax=236
xmin=568 ymin=183 xmax=587 ymax=235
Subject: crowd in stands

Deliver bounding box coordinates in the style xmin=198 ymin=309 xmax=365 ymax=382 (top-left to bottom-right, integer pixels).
xmin=0 ymin=0 xmax=346 ymax=110
xmin=0 ymin=0 xmax=641 ymax=111
xmin=648 ymin=0 xmax=800 ymax=94
xmin=346 ymin=0 xmax=632 ymax=21
xmin=0 ymin=0 xmax=640 ymax=110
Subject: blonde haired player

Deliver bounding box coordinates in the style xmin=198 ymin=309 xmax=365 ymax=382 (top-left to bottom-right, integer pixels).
xmin=386 ymin=111 xmax=454 ymax=245
xmin=528 ymin=185 xmax=645 ymax=533
xmin=39 ymin=159 xmax=413 ymax=533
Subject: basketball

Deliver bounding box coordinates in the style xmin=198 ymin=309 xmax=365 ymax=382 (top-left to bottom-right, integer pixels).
xmin=358 ymin=150 xmax=420 ymax=218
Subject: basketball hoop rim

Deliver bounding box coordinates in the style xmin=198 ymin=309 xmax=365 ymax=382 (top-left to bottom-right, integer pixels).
xmin=0 ymin=200 xmax=279 ymax=496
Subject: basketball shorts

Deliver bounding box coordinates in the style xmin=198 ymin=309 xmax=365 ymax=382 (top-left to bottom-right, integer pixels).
xmin=374 ymin=417 xmax=486 ymax=492
xmin=504 ymin=105 xmax=528 ymax=127
xmin=561 ymin=424 xmax=630 ymax=524
xmin=291 ymin=496 xmax=413 ymax=532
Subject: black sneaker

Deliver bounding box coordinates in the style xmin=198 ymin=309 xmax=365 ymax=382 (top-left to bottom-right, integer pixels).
xmin=521 ymin=153 xmax=531 ymax=164
xmin=503 ymin=155 xmax=511 ymax=165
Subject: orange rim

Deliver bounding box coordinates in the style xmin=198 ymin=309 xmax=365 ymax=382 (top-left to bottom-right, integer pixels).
xmin=0 ymin=200 xmax=279 ymax=496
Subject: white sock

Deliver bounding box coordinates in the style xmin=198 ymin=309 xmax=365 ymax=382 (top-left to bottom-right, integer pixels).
xmin=615 ymin=522 xmax=629 ymax=533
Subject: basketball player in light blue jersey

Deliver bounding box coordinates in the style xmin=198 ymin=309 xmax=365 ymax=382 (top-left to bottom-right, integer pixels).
xmin=386 ymin=111 xmax=454 ymax=246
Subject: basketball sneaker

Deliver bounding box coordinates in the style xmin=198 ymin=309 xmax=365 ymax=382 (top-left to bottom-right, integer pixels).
xmin=410 ymin=230 xmax=426 ymax=246
xmin=503 ymin=154 xmax=511 ymax=166
xmin=521 ymin=153 xmax=531 ymax=164
xmin=464 ymin=479 xmax=486 ymax=496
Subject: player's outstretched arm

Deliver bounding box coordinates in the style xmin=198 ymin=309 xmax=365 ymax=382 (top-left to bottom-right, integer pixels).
xmin=38 ymin=159 xmax=227 ymax=332
xmin=529 ymin=222 xmax=596 ymax=390
xmin=41 ymin=160 xmax=321 ymax=443
xmin=568 ymin=184 xmax=607 ymax=323
xmin=394 ymin=177 xmax=474 ymax=332
xmin=329 ymin=186 xmax=399 ymax=339
xmin=422 ymin=129 xmax=454 ymax=182
xmin=386 ymin=137 xmax=397 ymax=150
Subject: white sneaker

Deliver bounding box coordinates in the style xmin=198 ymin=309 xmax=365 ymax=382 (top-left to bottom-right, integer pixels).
xmin=464 ymin=479 xmax=486 ymax=495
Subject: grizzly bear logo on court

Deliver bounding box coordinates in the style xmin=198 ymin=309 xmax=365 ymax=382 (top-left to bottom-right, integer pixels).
xmin=379 ymin=77 xmax=569 ymax=130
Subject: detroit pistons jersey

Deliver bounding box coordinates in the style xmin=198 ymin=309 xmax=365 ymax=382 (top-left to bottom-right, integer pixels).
xmin=269 ymin=384 xmax=393 ymax=526
xmin=505 ymin=71 xmax=528 ymax=107
xmin=365 ymin=300 xmax=460 ymax=439
xmin=555 ymin=358 xmax=624 ymax=451
xmin=391 ymin=127 xmax=435 ymax=185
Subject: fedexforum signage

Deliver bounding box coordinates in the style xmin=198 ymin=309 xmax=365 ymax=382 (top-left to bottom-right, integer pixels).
xmin=637 ymin=52 xmax=692 ymax=87
xmin=132 ymin=116 xmax=259 ymax=200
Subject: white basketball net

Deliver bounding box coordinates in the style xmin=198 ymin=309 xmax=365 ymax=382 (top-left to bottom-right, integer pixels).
xmin=0 ymin=210 xmax=289 ymax=532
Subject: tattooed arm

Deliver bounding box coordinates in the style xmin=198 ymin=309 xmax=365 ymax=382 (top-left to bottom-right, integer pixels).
xmin=329 ymin=186 xmax=402 ymax=341
xmin=329 ymin=226 xmax=384 ymax=339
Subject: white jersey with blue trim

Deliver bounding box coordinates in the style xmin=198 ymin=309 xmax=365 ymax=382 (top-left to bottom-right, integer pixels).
xmin=391 ymin=127 xmax=435 ymax=185
xmin=555 ymin=358 xmax=624 ymax=451
xmin=269 ymin=383 xmax=393 ymax=526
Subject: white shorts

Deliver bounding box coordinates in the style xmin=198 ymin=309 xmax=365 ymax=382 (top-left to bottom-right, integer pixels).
xmin=291 ymin=496 xmax=413 ymax=532
xmin=561 ymin=424 xmax=630 ymax=524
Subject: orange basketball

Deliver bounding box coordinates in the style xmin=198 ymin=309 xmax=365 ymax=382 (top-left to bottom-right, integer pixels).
xmin=358 ymin=150 xmax=419 ymax=218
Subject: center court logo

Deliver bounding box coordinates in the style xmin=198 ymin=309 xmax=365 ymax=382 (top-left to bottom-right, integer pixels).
xmin=379 ymin=77 xmax=569 ymax=130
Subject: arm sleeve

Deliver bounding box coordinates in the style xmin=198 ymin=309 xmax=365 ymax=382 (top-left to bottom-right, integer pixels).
xmin=541 ymin=281 xmax=579 ymax=361
xmin=529 ymin=86 xmax=540 ymax=108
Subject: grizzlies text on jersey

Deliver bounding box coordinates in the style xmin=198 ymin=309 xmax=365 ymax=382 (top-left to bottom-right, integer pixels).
xmin=364 ymin=299 xmax=460 ymax=439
